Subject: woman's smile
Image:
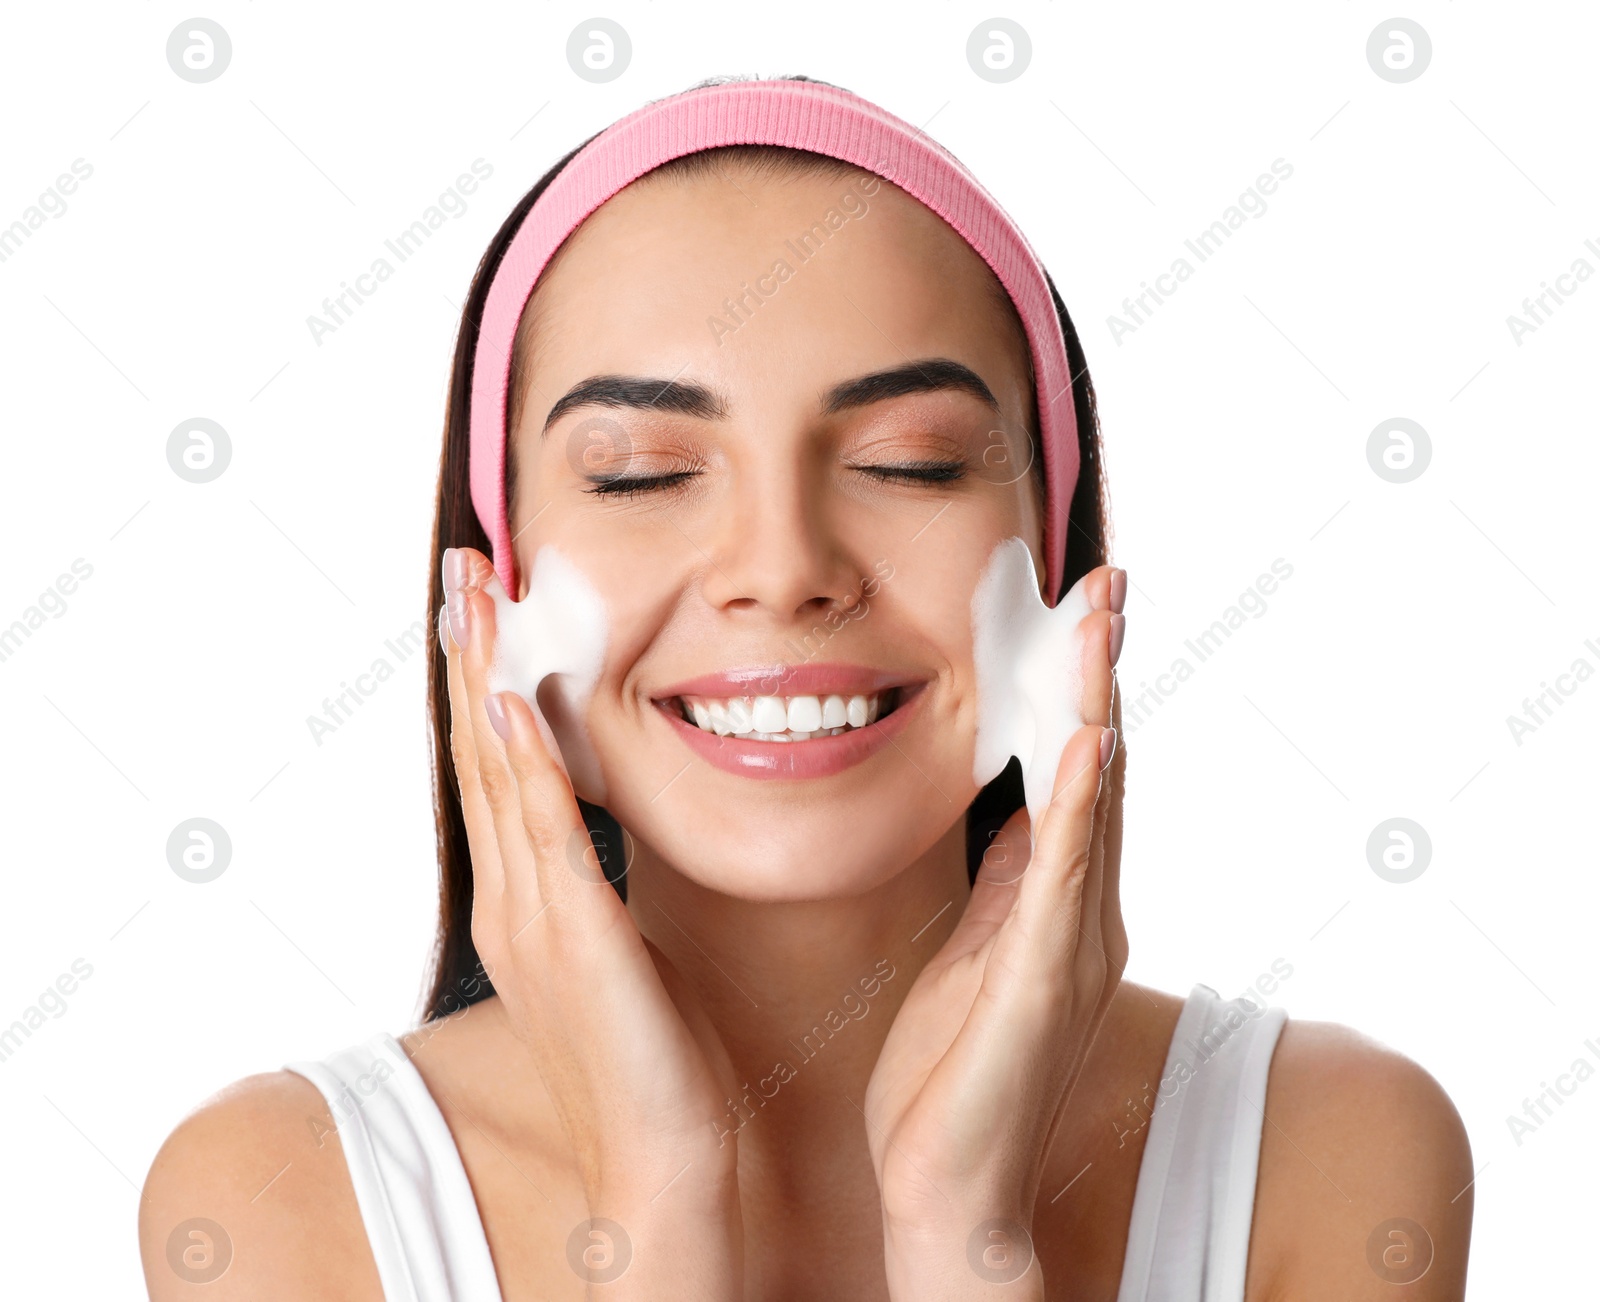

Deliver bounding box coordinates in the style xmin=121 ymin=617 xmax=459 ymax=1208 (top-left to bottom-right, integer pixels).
xmin=649 ymin=662 xmax=929 ymax=778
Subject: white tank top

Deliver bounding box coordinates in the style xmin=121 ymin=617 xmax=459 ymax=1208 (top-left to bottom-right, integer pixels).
xmin=285 ymin=983 xmax=1285 ymax=1301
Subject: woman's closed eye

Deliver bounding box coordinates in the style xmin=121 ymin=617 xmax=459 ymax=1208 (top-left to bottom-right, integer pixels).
xmin=583 ymin=468 xmax=701 ymax=498
xmin=850 ymin=458 xmax=966 ymax=485
xmin=582 ymin=458 xmax=969 ymax=498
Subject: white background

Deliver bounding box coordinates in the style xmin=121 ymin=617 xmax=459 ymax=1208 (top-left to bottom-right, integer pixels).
xmin=1 ymin=2 xmax=1594 ymax=1295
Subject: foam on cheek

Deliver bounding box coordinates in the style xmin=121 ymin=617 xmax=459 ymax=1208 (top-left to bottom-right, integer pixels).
xmin=480 ymin=546 xmax=610 ymax=802
xmin=971 ymin=536 xmax=1093 ymax=826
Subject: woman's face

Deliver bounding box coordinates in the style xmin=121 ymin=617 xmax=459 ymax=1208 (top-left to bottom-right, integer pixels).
xmin=508 ymin=160 xmax=1046 ymax=900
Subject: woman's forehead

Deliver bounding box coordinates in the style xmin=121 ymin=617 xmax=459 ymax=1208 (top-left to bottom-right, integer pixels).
xmin=518 ymin=165 xmax=1030 ymax=418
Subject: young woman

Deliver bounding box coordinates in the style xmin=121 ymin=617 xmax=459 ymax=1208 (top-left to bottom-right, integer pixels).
xmin=140 ymin=76 xmax=1473 ymax=1300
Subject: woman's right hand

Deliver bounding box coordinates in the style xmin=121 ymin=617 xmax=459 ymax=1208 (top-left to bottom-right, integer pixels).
xmin=440 ymin=545 xmax=743 ymax=1297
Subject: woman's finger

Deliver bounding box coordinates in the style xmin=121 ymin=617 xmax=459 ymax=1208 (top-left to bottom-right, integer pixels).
xmin=1017 ymin=563 xmax=1118 ymax=925
xmin=1019 ymin=722 xmax=1108 ymax=980
xmin=1076 ymin=563 xmax=1119 ymax=614
xmin=452 ymin=566 xmax=557 ymax=939
xmin=449 ymin=550 xmax=607 ymax=949
xmin=1098 ymin=678 xmax=1129 ymax=982
xmin=936 ymin=803 xmax=1033 ymax=969
xmin=441 ymin=566 xmax=507 ymax=907
xmin=491 ymin=685 xmax=626 ymax=946
xmin=1087 ymin=573 xmax=1128 ymax=991
xmin=1077 ymin=597 xmax=1118 ymax=744
xmin=1069 ymin=602 xmax=1119 ymax=983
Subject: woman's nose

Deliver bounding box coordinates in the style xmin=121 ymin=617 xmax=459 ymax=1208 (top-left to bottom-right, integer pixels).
xmin=696 ymin=467 xmax=860 ymax=621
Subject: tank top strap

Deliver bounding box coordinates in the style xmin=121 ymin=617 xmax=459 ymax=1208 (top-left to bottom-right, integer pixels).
xmin=285 ymin=1032 xmax=504 ymax=1302
xmin=1115 ymin=983 xmax=1288 ymax=1302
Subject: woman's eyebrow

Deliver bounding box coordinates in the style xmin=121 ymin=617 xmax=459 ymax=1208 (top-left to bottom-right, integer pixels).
xmin=541 ymin=357 xmax=999 ymax=435
xmin=821 ymin=358 xmax=1000 ymax=416
xmin=542 ymin=374 xmax=726 ymax=434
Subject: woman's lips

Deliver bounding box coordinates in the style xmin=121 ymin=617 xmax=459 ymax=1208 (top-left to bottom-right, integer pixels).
xmin=653 ymin=662 xmax=914 ymax=699
xmin=654 ymin=682 xmax=927 ymax=780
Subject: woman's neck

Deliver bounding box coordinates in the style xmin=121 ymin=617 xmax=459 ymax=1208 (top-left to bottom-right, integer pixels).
xmin=622 ymin=819 xmax=971 ymax=1163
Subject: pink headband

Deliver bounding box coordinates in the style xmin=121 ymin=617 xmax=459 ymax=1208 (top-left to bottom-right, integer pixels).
xmin=468 ymin=77 xmax=1079 ymax=604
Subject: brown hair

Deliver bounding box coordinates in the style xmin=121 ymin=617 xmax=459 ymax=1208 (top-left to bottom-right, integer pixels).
xmin=420 ymin=79 xmax=1110 ymax=1022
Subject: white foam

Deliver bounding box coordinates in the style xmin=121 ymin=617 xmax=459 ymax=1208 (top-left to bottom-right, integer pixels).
xmin=480 ymin=546 xmax=610 ymax=802
xmin=971 ymin=536 xmax=1094 ymax=826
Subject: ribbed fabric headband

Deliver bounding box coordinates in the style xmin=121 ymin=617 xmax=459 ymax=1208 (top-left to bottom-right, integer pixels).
xmin=468 ymin=78 xmax=1079 ymax=605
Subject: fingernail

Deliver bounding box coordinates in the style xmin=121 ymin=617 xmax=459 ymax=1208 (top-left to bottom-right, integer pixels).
xmin=484 ymin=692 xmax=512 ymax=742
xmin=1099 ymin=726 xmax=1117 ymax=770
xmin=1109 ymin=568 xmax=1127 ymax=614
xmin=1108 ymin=613 xmax=1125 ymax=667
xmin=437 ymin=601 xmax=449 ymax=655
xmin=442 ymin=546 xmax=470 ymax=595
xmin=447 ymin=590 xmax=471 ymax=649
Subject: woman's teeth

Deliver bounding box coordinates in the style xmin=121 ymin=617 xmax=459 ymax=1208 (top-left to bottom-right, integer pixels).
xmin=677 ymin=692 xmax=888 ymax=741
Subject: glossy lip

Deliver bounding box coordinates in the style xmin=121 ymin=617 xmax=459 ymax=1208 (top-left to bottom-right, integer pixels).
xmin=652 ymin=661 xmax=918 ymax=701
xmin=655 ymin=682 xmax=927 ymax=780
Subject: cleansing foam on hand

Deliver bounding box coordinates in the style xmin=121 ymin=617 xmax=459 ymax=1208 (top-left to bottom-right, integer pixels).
xmin=971 ymin=536 xmax=1094 ymax=826
xmin=481 ymin=545 xmax=611 ymax=801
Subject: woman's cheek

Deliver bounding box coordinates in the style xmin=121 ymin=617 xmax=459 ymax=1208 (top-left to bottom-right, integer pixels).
xmin=884 ymin=536 xmax=985 ymax=658
xmin=508 ymin=526 xmax=677 ymax=806
xmin=560 ymin=552 xmax=691 ymax=802
xmin=894 ymin=531 xmax=1018 ymax=780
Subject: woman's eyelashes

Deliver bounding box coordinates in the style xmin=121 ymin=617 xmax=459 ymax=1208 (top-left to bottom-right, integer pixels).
xmin=584 ymin=469 xmax=699 ymax=498
xmin=580 ymin=458 xmax=969 ymax=499
xmin=851 ymin=458 xmax=966 ymax=485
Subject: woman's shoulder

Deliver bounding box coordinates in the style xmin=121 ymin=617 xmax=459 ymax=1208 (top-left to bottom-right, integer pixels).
xmin=138 ymin=1066 xmax=384 ymax=1301
xmin=1097 ymin=984 xmax=1473 ymax=1297
xmin=1248 ymin=1017 xmax=1474 ymax=1300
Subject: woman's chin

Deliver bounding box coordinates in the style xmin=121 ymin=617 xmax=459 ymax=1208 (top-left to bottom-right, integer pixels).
xmin=588 ymin=725 xmax=978 ymax=900
xmin=614 ymin=811 xmax=961 ymax=904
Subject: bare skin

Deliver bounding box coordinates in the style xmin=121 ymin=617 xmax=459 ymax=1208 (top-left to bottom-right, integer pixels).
xmin=139 ymin=161 xmax=1473 ymax=1299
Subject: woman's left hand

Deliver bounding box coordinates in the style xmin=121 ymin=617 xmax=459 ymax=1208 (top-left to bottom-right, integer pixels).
xmin=864 ymin=564 xmax=1128 ymax=1299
